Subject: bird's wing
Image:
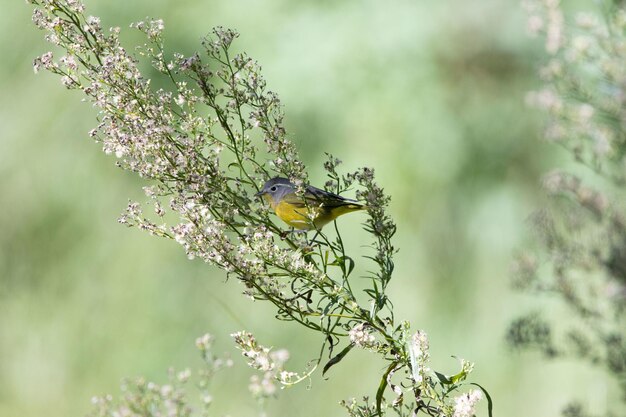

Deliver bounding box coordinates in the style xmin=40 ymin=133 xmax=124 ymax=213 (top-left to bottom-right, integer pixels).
xmin=304 ymin=185 xmax=358 ymax=208
xmin=279 ymin=185 xmax=359 ymax=208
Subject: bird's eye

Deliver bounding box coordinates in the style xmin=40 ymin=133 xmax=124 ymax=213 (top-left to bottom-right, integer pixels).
xmin=270 ymin=186 xmax=277 ymax=192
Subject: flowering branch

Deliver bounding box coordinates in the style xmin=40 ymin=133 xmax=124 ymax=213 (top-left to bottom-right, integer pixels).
xmin=523 ymin=0 xmax=626 ymax=179
xmin=31 ymin=0 xmax=490 ymax=415
xmin=516 ymin=1 xmax=626 ymax=415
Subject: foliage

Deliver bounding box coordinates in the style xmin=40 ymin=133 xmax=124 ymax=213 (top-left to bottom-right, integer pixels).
xmin=514 ymin=1 xmax=626 ymax=414
xmin=89 ymin=334 xmax=231 ymax=417
xmin=30 ymin=0 xmax=490 ymax=415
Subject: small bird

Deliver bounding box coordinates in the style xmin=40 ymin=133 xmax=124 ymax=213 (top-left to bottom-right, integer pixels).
xmin=255 ymin=177 xmax=366 ymax=230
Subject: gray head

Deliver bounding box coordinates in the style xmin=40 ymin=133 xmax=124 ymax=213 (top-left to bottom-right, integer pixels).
xmin=255 ymin=177 xmax=296 ymax=205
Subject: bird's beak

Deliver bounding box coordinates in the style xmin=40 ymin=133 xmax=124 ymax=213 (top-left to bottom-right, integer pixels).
xmin=254 ymin=190 xmax=264 ymax=198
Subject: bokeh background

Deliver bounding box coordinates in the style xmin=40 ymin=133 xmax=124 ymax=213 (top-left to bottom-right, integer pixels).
xmin=1 ymin=0 xmax=619 ymax=416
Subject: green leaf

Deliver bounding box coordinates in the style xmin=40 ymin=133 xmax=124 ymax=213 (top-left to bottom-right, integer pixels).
xmin=328 ymin=256 xmax=355 ymax=277
xmin=363 ymin=288 xmax=378 ymax=299
xmin=435 ymin=371 xmax=452 ymax=385
xmin=376 ymin=361 xmax=398 ymax=416
xmin=470 ymin=383 xmax=494 ymax=417
xmin=344 ymin=256 xmax=355 ymax=276
xmin=322 ymin=344 xmax=353 ymax=376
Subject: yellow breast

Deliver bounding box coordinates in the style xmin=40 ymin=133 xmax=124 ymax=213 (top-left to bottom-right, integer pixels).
xmin=274 ymin=200 xmax=318 ymax=230
xmin=271 ymin=200 xmax=364 ymax=230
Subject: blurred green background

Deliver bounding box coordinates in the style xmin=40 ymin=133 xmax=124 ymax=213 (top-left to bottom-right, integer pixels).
xmin=1 ymin=0 xmax=619 ymax=416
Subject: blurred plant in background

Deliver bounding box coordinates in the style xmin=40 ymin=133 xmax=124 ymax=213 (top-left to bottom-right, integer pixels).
xmin=89 ymin=334 xmax=232 ymax=417
xmin=29 ymin=0 xmax=492 ymax=415
xmin=511 ymin=1 xmax=626 ymax=415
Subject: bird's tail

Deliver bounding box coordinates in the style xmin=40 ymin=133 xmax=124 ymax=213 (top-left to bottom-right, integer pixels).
xmin=335 ymin=203 xmax=367 ymax=215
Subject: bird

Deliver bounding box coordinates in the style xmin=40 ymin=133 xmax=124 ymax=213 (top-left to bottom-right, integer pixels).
xmin=255 ymin=177 xmax=366 ymax=231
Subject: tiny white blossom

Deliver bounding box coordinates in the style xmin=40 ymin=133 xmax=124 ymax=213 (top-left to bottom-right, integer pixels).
xmin=86 ymin=15 xmax=100 ymax=25
xmin=177 ymin=369 xmax=191 ymax=382
xmin=349 ymin=323 xmax=376 ymax=349
xmin=160 ymin=384 xmax=172 ymax=397
xmin=453 ymin=389 xmax=483 ymax=417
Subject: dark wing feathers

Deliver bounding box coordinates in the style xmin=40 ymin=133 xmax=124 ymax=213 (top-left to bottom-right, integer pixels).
xmin=279 ymin=184 xmax=360 ymax=208
xmin=304 ymin=185 xmax=359 ymax=208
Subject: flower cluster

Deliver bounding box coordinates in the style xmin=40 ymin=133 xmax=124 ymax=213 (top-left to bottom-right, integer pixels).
xmin=453 ymin=390 xmax=483 ymax=417
xmin=523 ymin=0 xmax=563 ymax=53
xmin=340 ymin=397 xmax=379 ymax=417
xmin=89 ymin=334 xmax=233 ymax=417
xmin=231 ymin=331 xmax=301 ymax=397
xmin=523 ymin=0 xmax=626 ymax=176
xmin=349 ymin=323 xmax=377 ymax=349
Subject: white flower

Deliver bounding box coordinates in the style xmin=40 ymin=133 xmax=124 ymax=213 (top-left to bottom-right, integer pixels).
xmin=33 ymin=51 xmax=54 ymax=73
xmin=177 ymin=369 xmax=191 ymax=382
xmin=86 ymin=15 xmax=100 ymax=26
xmin=545 ymin=3 xmax=563 ymax=54
xmin=61 ymin=75 xmax=75 ymax=88
xmin=160 ymin=384 xmax=172 ymax=397
xmin=60 ymin=55 xmax=78 ymax=71
xmin=453 ymin=389 xmax=483 ymax=417
xmin=349 ymin=323 xmax=376 ymax=348
xmin=279 ymin=370 xmax=297 ymax=384
xmin=270 ymin=349 xmax=290 ymax=365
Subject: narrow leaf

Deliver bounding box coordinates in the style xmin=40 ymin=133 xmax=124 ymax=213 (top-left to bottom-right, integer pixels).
xmin=434 ymin=371 xmax=452 ymax=385
xmin=376 ymin=361 xmax=398 ymax=415
xmin=470 ymin=383 xmax=494 ymax=417
xmin=322 ymin=344 xmax=353 ymax=376
xmin=345 ymin=256 xmax=355 ymax=276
